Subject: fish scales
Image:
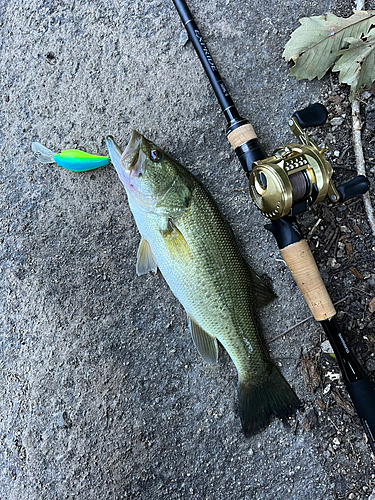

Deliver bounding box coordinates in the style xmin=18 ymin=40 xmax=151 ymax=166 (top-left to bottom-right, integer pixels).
xmin=106 ymin=131 xmax=300 ymax=436
xmin=135 ymin=181 xmax=265 ymax=376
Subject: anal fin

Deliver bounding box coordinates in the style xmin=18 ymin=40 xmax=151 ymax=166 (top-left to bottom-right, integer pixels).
xmin=136 ymin=238 xmax=158 ymax=276
xmin=187 ymin=315 xmax=218 ymax=365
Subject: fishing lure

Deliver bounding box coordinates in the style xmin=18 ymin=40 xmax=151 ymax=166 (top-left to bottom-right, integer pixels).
xmin=32 ymin=142 xmax=109 ymax=172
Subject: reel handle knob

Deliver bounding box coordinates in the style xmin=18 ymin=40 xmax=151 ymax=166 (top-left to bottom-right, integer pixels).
xmin=292 ymin=103 xmax=328 ymax=129
xmin=336 ymin=175 xmax=370 ymax=202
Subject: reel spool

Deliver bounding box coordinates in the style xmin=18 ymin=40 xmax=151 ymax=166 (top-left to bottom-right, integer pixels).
xmin=249 ymin=106 xmax=340 ymax=220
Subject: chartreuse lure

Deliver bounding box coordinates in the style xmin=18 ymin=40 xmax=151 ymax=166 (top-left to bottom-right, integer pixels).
xmin=32 ymin=142 xmax=109 ymax=172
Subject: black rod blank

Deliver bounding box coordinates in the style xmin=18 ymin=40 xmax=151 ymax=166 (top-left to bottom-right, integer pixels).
xmin=172 ymin=0 xmax=266 ymax=171
xmin=172 ymin=0 xmax=244 ymax=128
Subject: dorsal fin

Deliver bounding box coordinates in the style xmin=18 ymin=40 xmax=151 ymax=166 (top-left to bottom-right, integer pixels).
xmin=248 ymin=267 xmax=276 ymax=308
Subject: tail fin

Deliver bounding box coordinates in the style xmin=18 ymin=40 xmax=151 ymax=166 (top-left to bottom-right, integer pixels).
xmin=238 ymin=364 xmax=300 ymax=437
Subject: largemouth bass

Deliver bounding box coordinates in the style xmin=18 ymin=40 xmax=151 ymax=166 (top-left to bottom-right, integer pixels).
xmin=106 ymin=131 xmax=300 ymax=436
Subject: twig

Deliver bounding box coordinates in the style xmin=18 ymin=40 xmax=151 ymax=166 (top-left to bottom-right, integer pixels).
xmin=325 ymin=227 xmax=339 ymax=253
xmin=351 ymin=1 xmax=375 ymax=237
xmin=307 ymin=218 xmax=322 ymax=239
xmin=337 ymin=144 xmax=353 ymax=164
xmin=269 ymin=296 xmax=349 ymax=343
xmin=269 ymin=316 xmax=314 ymax=344
xmin=352 ymin=100 xmax=375 ymax=237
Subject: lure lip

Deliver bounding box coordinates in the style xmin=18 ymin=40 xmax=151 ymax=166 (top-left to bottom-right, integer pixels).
xmin=31 ymin=142 xmax=56 ymax=164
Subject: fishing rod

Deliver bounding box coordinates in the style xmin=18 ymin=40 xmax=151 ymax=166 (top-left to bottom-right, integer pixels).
xmin=172 ymin=0 xmax=375 ymax=452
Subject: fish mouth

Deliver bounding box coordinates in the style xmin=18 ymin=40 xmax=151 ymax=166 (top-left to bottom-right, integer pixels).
xmin=122 ymin=130 xmax=142 ymax=163
xmin=105 ymin=135 xmax=123 ymax=170
xmin=106 ymin=131 xmax=143 ymax=175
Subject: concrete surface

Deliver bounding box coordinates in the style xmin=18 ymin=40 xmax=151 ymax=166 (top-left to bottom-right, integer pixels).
xmin=1 ymin=0 xmax=375 ymax=499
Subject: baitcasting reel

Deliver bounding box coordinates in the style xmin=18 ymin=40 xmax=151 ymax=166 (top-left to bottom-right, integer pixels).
xmin=249 ymin=103 xmax=369 ymax=220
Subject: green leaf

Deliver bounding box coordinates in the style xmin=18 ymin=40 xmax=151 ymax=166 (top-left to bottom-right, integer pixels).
xmin=332 ymin=29 xmax=375 ymax=101
xmin=282 ymin=11 xmax=375 ymax=81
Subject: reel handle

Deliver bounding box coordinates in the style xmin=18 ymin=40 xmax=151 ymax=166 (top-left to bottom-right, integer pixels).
xmin=292 ymin=103 xmax=328 ymax=129
xmin=336 ymin=175 xmax=370 ymax=202
xmin=292 ymin=104 xmax=370 ymax=203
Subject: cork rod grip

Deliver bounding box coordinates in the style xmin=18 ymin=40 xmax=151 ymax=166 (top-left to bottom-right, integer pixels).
xmin=280 ymin=240 xmax=336 ymax=321
xmin=227 ymin=123 xmax=257 ymax=150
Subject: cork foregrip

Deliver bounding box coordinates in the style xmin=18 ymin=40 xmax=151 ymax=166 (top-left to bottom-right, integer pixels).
xmin=280 ymin=240 xmax=336 ymax=321
xmin=227 ymin=124 xmax=257 ymax=150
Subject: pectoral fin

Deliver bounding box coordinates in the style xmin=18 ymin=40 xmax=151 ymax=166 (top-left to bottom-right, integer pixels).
xmin=248 ymin=267 xmax=276 ymax=308
xmin=187 ymin=315 xmax=218 ymax=365
xmin=136 ymin=238 xmax=158 ymax=276
xmin=161 ymin=220 xmax=191 ymax=260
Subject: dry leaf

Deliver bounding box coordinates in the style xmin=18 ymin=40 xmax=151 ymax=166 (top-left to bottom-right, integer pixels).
xmin=299 ymin=407 xmax=318 ymax=432
xmin=332 ymin=390 xmax=356 ymax=417
xmin=283 ymin=11 xmax=375 ymax=101
xmin=369 ymin=297 xmax=375 ymax=314
xmin=345 ymin=241 xmax=353 ymax=262
xmin=316 ymin=399 xmax=326 ymax=411
xmin=327 ymin=95 xmax=344 ymax=104
xmin=300 ymin=354 xmax=322 ymax=392
xmin=333 ymin=29 xmax=375 ymax=101
xmin=353 ymin=224 xmax=362 ymax=235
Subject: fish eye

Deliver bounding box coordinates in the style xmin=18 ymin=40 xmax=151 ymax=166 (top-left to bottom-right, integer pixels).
xmin=150 ymin=149 xmax=161 ymax=162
